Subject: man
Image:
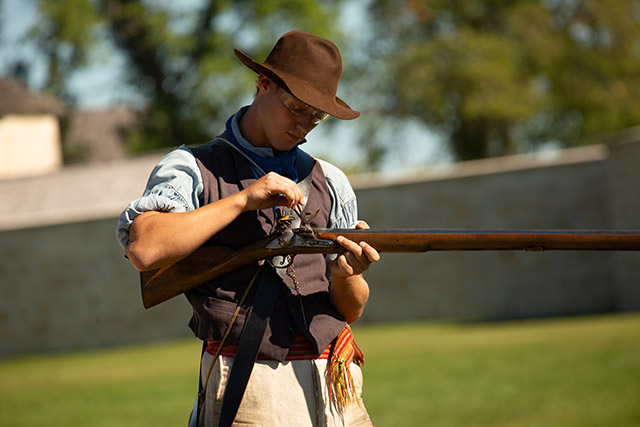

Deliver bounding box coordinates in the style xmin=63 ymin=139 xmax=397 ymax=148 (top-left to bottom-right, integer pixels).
xmin=117 ymin=30 xmax=379 ymax=426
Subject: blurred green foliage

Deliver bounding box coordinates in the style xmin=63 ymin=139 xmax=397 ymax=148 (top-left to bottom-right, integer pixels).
xmin=19 ymin=0 xmax=640 ymax=167
xmin=29 ymin=0 xmax=345 ymax=153
xmin=362 ymin=0 xmax=640 ymax=161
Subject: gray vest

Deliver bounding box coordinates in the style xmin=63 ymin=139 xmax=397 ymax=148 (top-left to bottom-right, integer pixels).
xmin=185 ymin=137 xmax=346 ymax=361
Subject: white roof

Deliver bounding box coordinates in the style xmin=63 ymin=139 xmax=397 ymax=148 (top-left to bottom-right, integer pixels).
xmin=0 ymin=152 xmax=166 ymax=231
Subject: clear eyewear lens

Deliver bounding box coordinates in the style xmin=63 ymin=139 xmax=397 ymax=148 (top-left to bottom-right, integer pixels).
xmin=312 ymin=111 xmax=329 ymax=125
xmin=281 ymin=92 xmax=329 ymax=125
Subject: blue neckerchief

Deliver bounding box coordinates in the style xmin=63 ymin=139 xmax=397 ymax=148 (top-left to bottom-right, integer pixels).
xmin=225 ymin=114 xmax=300 ymax=183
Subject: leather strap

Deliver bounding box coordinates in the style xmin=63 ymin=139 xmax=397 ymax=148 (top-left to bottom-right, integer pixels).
xmin=217 ymin=265 xmax=283 ymax=427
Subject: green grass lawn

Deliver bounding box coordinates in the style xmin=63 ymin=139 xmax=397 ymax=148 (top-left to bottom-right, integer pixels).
xmin=1 ymin=314 xmax=638 ymax=426
xmin=357 ymin=314 xmax=640 ymax=427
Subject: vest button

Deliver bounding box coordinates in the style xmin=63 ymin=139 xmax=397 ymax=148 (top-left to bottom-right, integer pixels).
xmin=289 ymin=327 xmax=295 ymax=334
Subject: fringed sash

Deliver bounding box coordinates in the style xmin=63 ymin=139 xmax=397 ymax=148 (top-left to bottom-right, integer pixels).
xmin=205 ymin=324 xmax=364 ymax=410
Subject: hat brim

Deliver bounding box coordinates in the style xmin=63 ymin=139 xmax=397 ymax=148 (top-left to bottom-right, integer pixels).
xmin=234 ymin=48 xmax=360 ymax=121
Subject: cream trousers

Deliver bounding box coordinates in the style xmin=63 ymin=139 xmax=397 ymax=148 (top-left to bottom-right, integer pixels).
xmin=198 ymin=353 xmax=374 ymax=426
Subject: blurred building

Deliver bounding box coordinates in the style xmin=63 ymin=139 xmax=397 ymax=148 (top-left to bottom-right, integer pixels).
xmin=0 ymin=76 xmax=140 ymax=180
xmin=0 ymin=77 xmax=66 ymax=179
xmin=65 ymin=107 xmax=140 ymax=163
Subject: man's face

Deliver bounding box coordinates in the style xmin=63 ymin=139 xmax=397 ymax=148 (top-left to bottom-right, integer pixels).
xmin=258 ymin=82 xmax=320 ymax=151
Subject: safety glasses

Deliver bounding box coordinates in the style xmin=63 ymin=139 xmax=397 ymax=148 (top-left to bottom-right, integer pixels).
xmin=280 ymin=91 xmax=330 ymax=125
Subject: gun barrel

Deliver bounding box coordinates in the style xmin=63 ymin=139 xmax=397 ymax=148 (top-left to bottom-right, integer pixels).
xmin=314 ymin=229 xmax=640 ymax=252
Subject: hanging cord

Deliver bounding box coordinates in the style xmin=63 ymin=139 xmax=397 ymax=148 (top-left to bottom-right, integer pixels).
xmin=221 ymin=138 xmax=268 ymax=176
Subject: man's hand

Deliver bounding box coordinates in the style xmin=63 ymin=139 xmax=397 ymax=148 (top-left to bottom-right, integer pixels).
xmin=330 ymin=221 xmax=380 ymax=279
xmin=240 ymin=172 xmax=306 ymax=212
xmin=329 ymin=221 xmax=381 ymax=323
xmin=129 ymin=171 xmax=302 ymax=271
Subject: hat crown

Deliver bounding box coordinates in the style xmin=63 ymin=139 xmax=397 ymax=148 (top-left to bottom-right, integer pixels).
xmin=234 ymin=30 xmax=359 ymax=120
xmin=263 ymin=31 xmax=342 ymax=98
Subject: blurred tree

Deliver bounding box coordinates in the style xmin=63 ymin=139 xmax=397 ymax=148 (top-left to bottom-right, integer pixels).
xmin=360 ymin=0 xmax=640 ymax=162
xmin=28 ymin=0 xmax=345 ymax=152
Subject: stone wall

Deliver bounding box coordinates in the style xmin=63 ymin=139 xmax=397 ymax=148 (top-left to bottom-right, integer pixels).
xmin=0 ymin=220 xmax=191 ymax=355
xmin=353 ymin=144 xmax=637 ymax=323
xmin=1 ymin=141 xmax=638 ymax=356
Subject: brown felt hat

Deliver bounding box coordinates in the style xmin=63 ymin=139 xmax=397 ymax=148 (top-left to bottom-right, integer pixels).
xmin=234 ymin=30 xmax=360 ymax=120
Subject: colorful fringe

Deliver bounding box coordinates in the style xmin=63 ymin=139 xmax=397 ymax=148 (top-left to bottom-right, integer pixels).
xmin=327 ymin=324 xmax=365 ymax=412
xmin=206 ymin=324 xmax=365 ymax=412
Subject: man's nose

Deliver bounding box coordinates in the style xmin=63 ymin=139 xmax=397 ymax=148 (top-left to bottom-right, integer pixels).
xmin=295 ymin=114 xmax=316 ymax=132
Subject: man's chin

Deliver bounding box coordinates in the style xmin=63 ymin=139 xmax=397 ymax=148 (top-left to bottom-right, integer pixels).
xmin=276 ymin=135 xmax=303 ymax=150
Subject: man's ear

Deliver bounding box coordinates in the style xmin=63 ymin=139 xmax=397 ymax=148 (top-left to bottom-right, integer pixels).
xmin=257 ymin=74 xmax=271 ymax=93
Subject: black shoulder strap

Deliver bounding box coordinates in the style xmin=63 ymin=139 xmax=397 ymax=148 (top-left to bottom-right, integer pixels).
xmin=217 ymin=265 xmax=283 ymax=427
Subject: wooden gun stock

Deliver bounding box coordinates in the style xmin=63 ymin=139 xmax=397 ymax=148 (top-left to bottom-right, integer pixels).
xmin=140 ymin=228 xmax=640 ymax=308
xmin=140 ymin=235 xmax=277 ymax=309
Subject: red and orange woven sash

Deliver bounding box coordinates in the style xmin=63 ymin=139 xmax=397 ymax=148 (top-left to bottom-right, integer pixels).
xmin=326 ymin=324 xmax=364 ymax=411
xmin=205 ymin=324 xmax=364 ymax=410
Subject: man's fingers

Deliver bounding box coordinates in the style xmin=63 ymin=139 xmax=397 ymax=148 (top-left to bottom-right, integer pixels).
xmin=335 ymin=235 xmax=380 ymax=275
xmin=360 ymin=241 xmax=381 ymax=262
xmin=355 ymin=220 xmax=369 ymax=230
xmin=245 ymin=172 xmax=305 ymax=210
xmin=336 ymin=236 xmax=380 ymax=262
xmin=335 ymin=254 xmax=356 ymax=276
xmin=331 ymin=221 xmax=380 ymax=279
xmin=336 ymin=236 xmax=363 ymax=256
xmin=270 ymin=175 xmax=305 ymax=207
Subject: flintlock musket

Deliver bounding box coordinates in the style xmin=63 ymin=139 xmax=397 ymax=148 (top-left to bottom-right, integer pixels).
xmin=139 ymin=227 xmax=640 ymax=308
